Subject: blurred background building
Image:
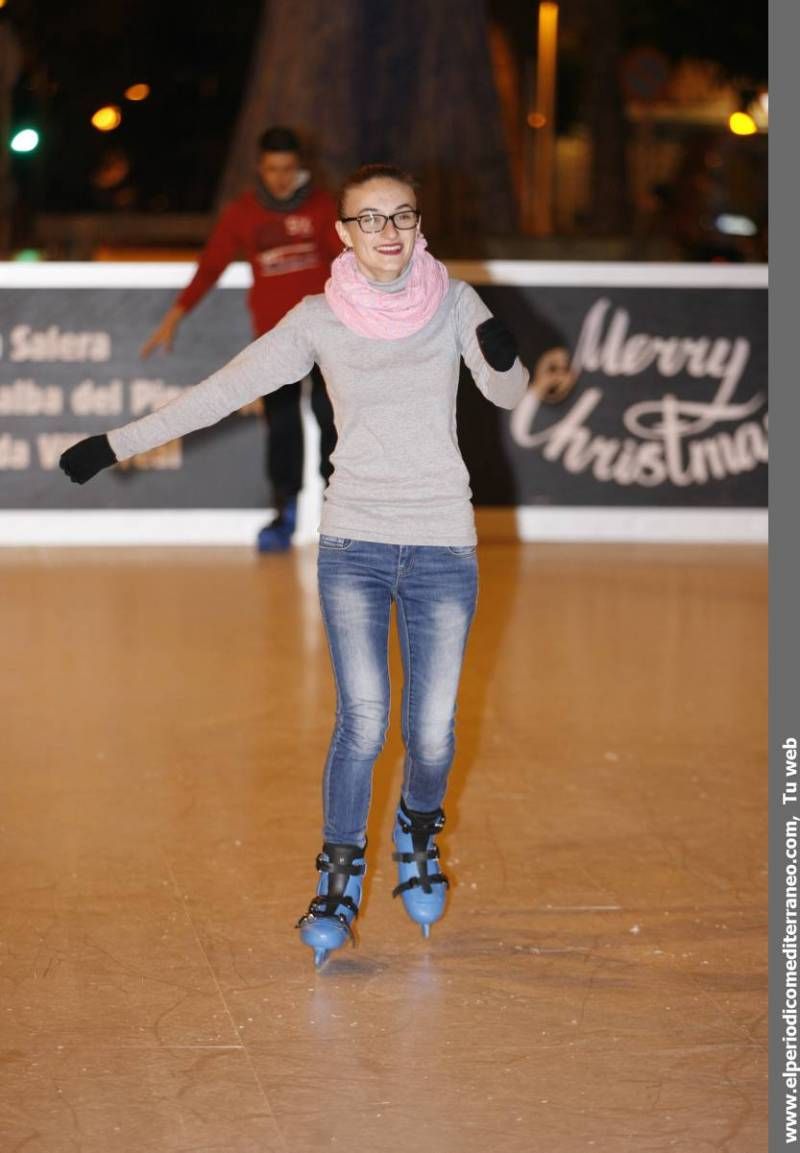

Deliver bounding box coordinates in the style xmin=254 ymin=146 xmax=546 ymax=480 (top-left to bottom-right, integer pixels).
xmin=0 ymin=0 xmax=767 ymax=262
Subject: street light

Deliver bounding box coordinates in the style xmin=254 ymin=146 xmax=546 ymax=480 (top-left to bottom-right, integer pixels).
xmin=729 ymin=111 xmax=758 ymax=136
xmin=124 ymin=83 xmax=150 ymax=102
xmin=91 ymin=105 xmax=122 ymax=132
xmin=10 ymin=127 xmax=39 ymax=153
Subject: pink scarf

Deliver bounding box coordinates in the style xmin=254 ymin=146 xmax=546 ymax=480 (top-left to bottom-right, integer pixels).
xmin=324 ymin=236 xmax=449 ymax=340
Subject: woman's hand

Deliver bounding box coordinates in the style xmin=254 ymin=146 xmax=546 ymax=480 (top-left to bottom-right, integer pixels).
xmin=59 ymin=435 xmax=118 ymax=484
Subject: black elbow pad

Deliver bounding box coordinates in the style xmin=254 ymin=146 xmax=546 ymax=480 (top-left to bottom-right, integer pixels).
xmin=476 ymin=316 xmax=518 ymax=372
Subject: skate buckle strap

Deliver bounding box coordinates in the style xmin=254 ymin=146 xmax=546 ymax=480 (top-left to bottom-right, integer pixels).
xmin=296 ymin=894 xmax=357 ymax=921
xmin=315 ymin=853 xmax=365 ymax=877
xmin=308 ymin=893 xmax=360 ymax=920
xmin=392 ymin=845 xmax=441 ymax=865
xmin=398 ymin=811 xmax=446 ymax=836
xmin=392 ymin=872 xmax=450 ymax=898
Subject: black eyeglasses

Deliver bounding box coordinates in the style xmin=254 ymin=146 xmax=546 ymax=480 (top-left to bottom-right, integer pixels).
xmin=340 ymin=209 xmax=420 ymax=234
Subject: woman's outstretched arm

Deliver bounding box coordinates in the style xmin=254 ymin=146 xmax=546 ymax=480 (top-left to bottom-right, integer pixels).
xmin=60 ymin=300 xmax=316 ymax=484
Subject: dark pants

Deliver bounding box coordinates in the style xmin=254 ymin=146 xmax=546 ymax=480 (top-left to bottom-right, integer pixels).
xmin=262 ymin=364 xmax=337 ymax=509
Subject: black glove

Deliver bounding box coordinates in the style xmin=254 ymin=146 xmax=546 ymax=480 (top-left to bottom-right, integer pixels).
xmin=59 ymin=434 xmax=117 ymax=484
xmin=476 ymin=316 xmax=518 ymax=372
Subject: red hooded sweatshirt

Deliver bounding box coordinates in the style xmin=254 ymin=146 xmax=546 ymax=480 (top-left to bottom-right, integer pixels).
xmin=176 ymin=182 xmax=341 ymax=336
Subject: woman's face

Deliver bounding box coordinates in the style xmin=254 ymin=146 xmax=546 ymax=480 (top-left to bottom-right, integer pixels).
xmin=335 ymin=178 xmax=420 ymax=282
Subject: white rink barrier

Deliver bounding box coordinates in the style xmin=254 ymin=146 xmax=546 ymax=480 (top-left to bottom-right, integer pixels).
xmin=0 ymin=261 xmax=767 ymax=545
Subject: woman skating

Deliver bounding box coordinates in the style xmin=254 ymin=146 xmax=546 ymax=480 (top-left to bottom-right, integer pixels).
xmin=60 ymin=164 xmax=529 ymax=967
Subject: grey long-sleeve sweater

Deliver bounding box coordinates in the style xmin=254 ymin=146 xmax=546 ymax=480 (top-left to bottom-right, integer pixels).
xmin=108 ymin=280 xmax=529 ymax=546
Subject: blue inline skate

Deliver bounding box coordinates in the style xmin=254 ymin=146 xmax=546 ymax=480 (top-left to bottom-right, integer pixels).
xmin=392 ymin=798 xmax=449 ymax=938
xmin=256 ymin=497 xmax=297 ymax=553
xmin=296 ymin=842 xmax=366 ymax=968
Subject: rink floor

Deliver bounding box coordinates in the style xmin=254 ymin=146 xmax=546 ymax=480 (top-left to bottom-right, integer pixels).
xmin=0 ymin=541 xmax=766 ymax=1153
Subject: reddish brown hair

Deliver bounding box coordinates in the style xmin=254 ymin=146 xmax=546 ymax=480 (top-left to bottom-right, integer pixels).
xmin=337 ymin=163 xmax=419 ymax=218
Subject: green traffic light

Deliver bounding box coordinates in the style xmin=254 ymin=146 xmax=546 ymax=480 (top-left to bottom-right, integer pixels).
xmin=10 ymin=128 xmax=40 ymax=154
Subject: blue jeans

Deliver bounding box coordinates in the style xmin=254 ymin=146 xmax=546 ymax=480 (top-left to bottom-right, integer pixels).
xmin=317 ymin=536 xmax=479 ymax=847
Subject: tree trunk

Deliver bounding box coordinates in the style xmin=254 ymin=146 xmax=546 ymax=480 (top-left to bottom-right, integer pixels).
xmin=218 ymin=0 xmax=516 ymax=248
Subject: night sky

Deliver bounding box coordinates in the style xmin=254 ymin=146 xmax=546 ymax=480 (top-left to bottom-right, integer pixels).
xmin=3 ymin=0 xmax=767 ymax=217
xmin=6 ymin=0 xmax=263 ymax=212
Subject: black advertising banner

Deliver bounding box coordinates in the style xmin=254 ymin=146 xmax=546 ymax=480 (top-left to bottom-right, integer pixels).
xmin=460 ymin=279 xmax=767 ymax=508
xmin=0 ymin=265 xmax=766 ymax=513
xmin=0 ymin=283 xmax=262 ymax=510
